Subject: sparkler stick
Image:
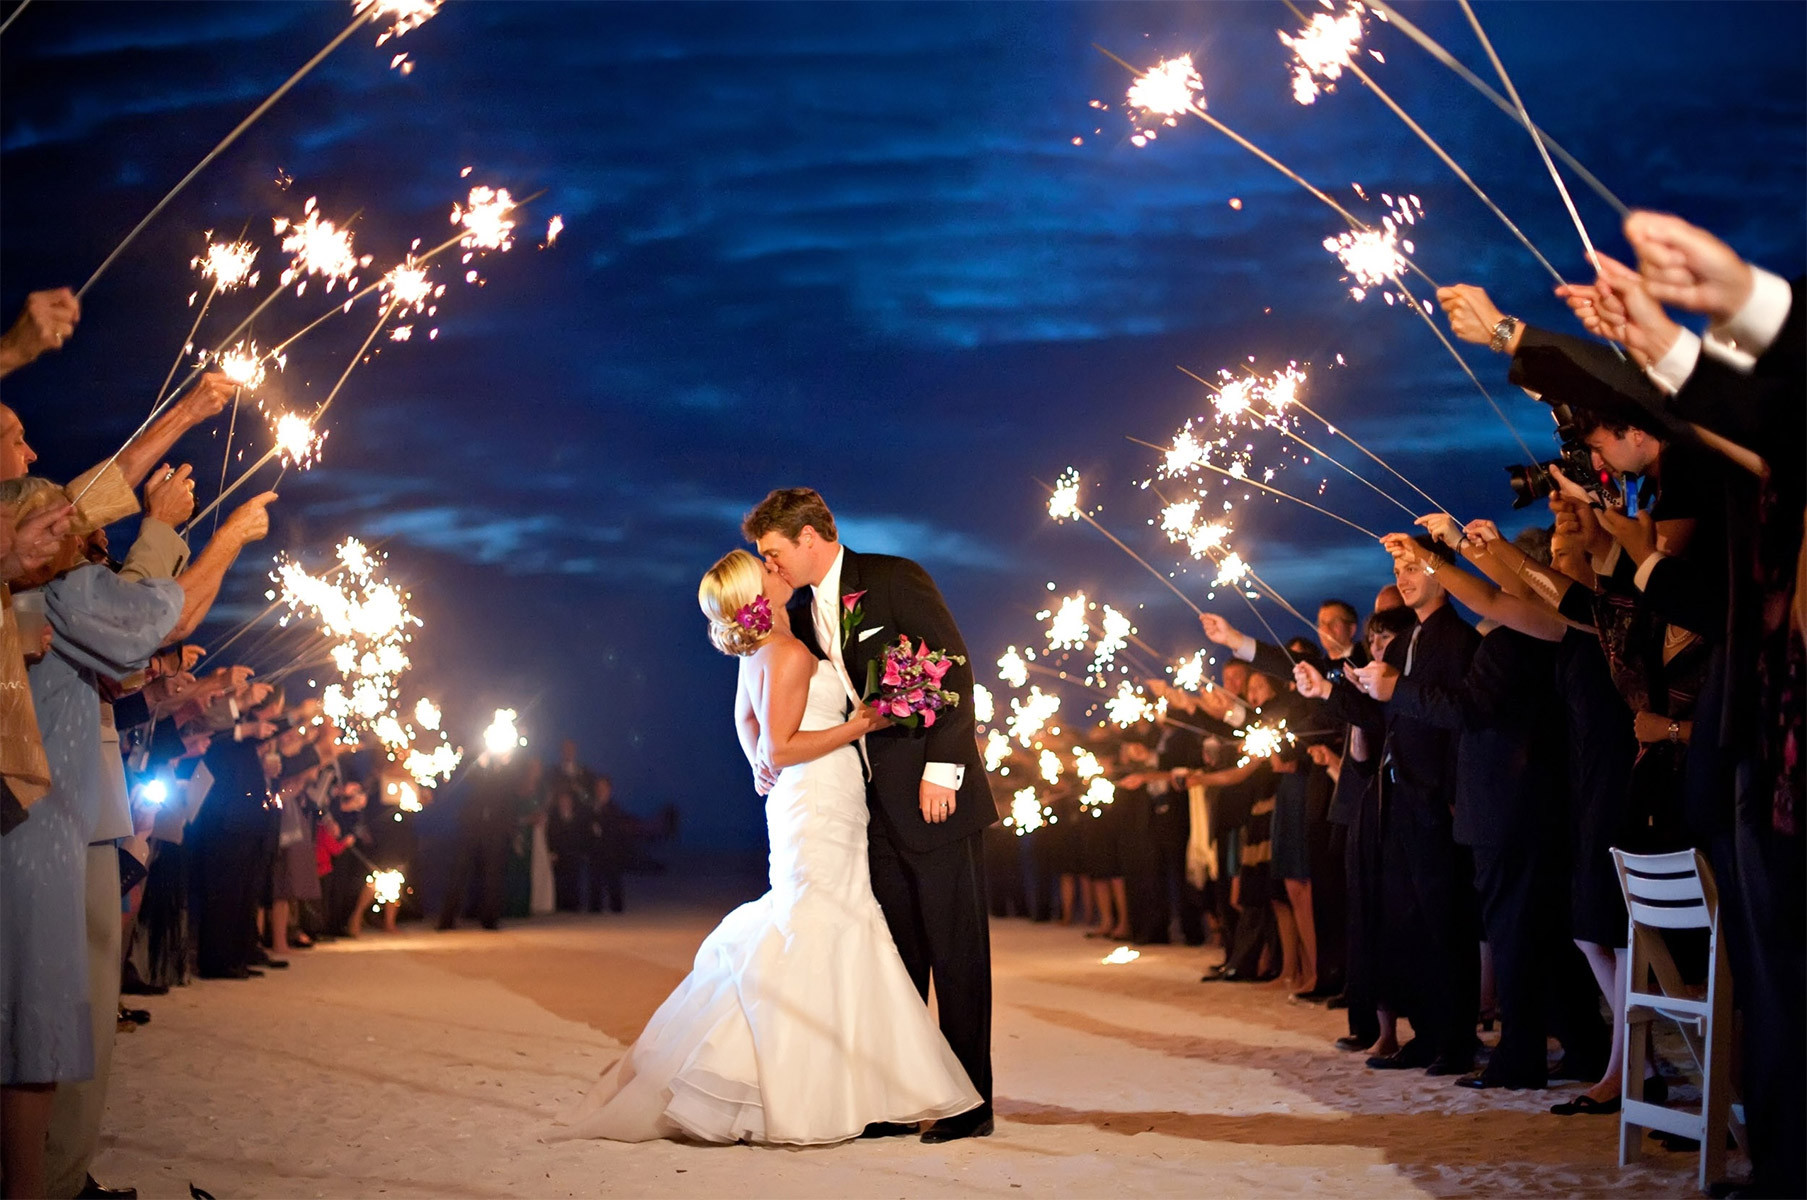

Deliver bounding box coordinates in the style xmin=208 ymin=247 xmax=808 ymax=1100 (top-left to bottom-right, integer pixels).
xmin=1039 ymin=478 xmax=1203 ymax=616
xmin=1363 ymin=0 xmax=1628 ymax=218
xmin=77 ymin=8 xmax=381 ymax=299
xmin=1455 ymin=0 xmax=1602 ymax=272
xmin=1278 ymin=0 xmax=1562 ymax=285
xmin=203 ymin=596 xmax=286 ymax=658
xmin=1391 ymin=269 xmax=1538 ymax=461
xmin=1181 ymin=365 xmax=1423 ymax=522
xmin=1135 ymin=438 xmax=1382 ymax=539
xmin=0 ymin=1 xmax=33 ymax=36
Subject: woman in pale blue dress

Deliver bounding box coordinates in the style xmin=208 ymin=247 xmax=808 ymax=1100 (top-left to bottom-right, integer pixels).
xmin=0 ymin=477 xmax=181 ymax=1195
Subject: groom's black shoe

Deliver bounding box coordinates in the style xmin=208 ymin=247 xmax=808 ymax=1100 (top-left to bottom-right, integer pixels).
xmin=859 ymin=1122 xmax=917 ymax=1139
xmin=920 ymin=1107 xmax=993 ymax=1144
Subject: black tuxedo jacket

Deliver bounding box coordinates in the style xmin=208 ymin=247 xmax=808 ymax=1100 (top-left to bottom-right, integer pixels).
xmin=1389 ymin=625 xmax=1561 ymax=850
xmin=1325 ymin=603 xmax=1479 ymax=836
xmin=788 ymin=548 xmax=996 ymax=854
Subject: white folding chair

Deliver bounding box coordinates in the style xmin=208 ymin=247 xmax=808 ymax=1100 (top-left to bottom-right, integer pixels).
xmin=1611 ymin=847 xmax=1747 ymax=1192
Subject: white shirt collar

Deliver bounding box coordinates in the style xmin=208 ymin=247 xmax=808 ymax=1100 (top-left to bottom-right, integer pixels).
xmin=816 ymin=545 xmax=846 ymax=612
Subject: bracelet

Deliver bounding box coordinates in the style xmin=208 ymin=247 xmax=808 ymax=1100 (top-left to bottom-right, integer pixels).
xmin=1489 ymin=316 xmax=1520 ymax=353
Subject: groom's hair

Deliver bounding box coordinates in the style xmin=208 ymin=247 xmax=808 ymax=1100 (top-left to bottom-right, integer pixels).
xmin=742 ymin=487 xmax=838 ymax=544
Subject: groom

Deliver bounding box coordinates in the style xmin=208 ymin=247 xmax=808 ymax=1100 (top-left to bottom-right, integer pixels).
xmin=744 ymin=487 xmax=996 ymax=1143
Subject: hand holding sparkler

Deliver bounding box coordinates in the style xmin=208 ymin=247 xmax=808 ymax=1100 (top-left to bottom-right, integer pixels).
xmin=1594 ymin=504 xmax=1659 ymax=569
xmin=1293 ymin=659 xmax=1333 ymax=701
xmin=1414 ymin=513 xmax=1465 ymax=551
xmin=143 ymin=463 xmax=198 ymax=527
xmin=1585 ymin=254 xmax=1685 ymax=369
xmin=1621 ymin=211 xmax=1755 ymax=322
xmin=0 ymin=500 xmax=73 ymax=584
xmin=0 ymin=288 xmax=79 ymax=377
xmin=1436 ymin=284 xmax=1522 ymax=354
xmin=1347 ymin=660 xmax=1398 ymax=702
xmin=1198 ymin=612 xmax=1249 ymax=653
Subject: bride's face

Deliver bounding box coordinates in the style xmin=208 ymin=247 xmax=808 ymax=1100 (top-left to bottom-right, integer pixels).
xmin=759 ymin=559 xmax=794 ymax=607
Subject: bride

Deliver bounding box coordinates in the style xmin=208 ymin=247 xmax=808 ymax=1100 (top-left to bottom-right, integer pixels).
xmin=552 ymin=549 xmax=981 ymax=1145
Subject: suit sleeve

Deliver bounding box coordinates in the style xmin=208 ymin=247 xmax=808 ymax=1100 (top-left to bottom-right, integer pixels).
xmin=888 ymin=557 xmax=979 ymax=766
xmin=1390 ymin=634 xmax=1516 ymax=732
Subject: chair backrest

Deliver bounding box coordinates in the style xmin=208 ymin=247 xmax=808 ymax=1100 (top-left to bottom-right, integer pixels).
xmin=1611 ymin=847 xmax=1718 ymax=931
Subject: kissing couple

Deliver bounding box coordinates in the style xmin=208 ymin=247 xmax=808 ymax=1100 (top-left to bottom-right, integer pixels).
xmin=553 ymin=487 xmax=997 ymax=1147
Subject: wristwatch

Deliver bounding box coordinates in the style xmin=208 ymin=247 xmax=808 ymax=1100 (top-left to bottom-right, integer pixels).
xmin=1489 ymin=315 xmax=1520 ymax=354
xmin=1667 ymin=720 xmax=1681 ymax=744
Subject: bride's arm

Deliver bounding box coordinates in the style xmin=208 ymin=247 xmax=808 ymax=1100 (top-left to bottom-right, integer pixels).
xmin=758 ymin=645 xmax=882 ymax=769
xmin=734 ymin=661 xmax=761 ymax=769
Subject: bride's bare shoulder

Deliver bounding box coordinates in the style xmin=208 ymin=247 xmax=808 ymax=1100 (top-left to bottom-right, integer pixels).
xmin=749 ymin=635 xmax=812 ymax=674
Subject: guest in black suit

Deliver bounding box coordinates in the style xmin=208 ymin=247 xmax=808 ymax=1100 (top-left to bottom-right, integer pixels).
xmin=438 ymin=749 xmax=529 ymax=931
xmin=746 ymin=488 xmax=995 ymax=1143
xmin=1300 ymin=537 xmax=1482 ymax=1076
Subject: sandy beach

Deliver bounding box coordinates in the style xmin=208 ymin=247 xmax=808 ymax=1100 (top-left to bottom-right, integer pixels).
xmin=95 ymin=870 xmax=1719 ymax=1198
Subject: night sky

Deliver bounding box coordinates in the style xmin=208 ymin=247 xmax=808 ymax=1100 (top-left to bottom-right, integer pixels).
xmin=2 ymin=1 xmax=1802 ymax=847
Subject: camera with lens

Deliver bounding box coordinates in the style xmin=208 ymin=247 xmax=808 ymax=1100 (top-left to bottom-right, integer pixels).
xmin=1504 ymin=401 xmax=1624 ymax=510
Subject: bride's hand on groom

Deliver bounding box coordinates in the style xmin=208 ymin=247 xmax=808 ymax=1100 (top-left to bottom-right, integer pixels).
xmin=850 ymin=703 xmax=891 ymax=736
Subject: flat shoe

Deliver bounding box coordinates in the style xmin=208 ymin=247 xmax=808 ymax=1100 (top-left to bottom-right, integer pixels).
xmin=1550 ymin=1093 xmax=1620 ymax=1116
xmin=921 ymin=1115 xmax=993 ymax=1144
xmin=860 ymin=1122 xmax=917 ymax=1139
xmin=1333 ymin=1035 xmax=1372 ymax=1053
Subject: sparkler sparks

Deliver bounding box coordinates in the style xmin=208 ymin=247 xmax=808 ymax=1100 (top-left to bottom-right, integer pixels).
xmin=1237 ymin=719 xmax=1294 ymax=765
xmin=1040 ymin=592 xmax=1090 ymax=651
xmin=381 ymin=257 xmax=443 ymax=315
xmin=403 ymin=742 xmax=461 ymax=786
xmin=545 ymin=215 xmax=564 ymax=245
xmin=358 ymin=0 xmax=443 ymax=47
xmin=194 ymin=239 xmax=259 ymax=291
xmin=997 ymin=646 xmax=1029 ymax=689
xmin=214 ymin=340 xmax=274 ymax=391
xmin=1280 ymin=3 xmax=1369 ymax=105
xmin=1105 ymin=680 xmax=1160 ymax=727
xmin=270 ymin=411 xmax=325 ymax=469
xmin=1047 ymin=467 xmax=1083 ymax=523
xmin=1162 ymin=428 xmax=1210 ymax=477
xmin=483 ymin=708 xmax=525 ymax=756
xmin=1172 ymin=650 xmax=1210 ymax=693
xmin=1213 ymin=552 xmax=1250 ymax=588
xmin=1083 ymin=776 xmax=1117 ymax=812
xmin=1073 ymin=748 xmax=1104 ymax=781
xmin=983 ymin=728 xmax=1012 ymax=772
xmin=1038 ymin=748 xmax=1063 ymax=785
xmin=1127 ymin=52 xmax=1199 ymax=126
xmin=387 ymin=780 xmax=423 ymax=813
xmin=972 ymin=683 xmax=995 ymax=725
xmin=452 ymin=185 xmax=517 ymax=257
xmin=275 ymin=200 xmax=370 ymax=293
xmin=1187 ymin=522 xmax=1233 ymax=561
xmin=1092 ymin=605 xmax=1134 ymax=673
xmin=1007 ymin=787 xmax=1050 ymax=836
xmin=1101 ymin=945 xmax=1141 ymax=965
xmin=370 ymin=869 xmax=405 ymax=907
xmin=1160 ymin=499 xmax=1201 ymax=539
xmin=1324 ymin=194 xmax=1422 ymax=301
xmin=1007 ymin=686 xmax=1061 ymax=747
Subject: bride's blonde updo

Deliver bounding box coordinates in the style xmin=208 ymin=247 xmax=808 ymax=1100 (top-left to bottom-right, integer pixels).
xmin=699 ymin=548 xmax=772 ymax=657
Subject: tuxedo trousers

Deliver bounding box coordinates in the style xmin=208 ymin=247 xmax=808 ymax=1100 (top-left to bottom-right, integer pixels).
xmin=1380 ymin=806 xmax=1479 ymax=1061
xmin=867 ymin=818 xmax=993 ymax=1104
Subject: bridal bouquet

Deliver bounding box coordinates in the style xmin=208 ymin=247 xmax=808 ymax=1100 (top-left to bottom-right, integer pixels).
xmin=863 ymin=635 xmax=966 ymax=728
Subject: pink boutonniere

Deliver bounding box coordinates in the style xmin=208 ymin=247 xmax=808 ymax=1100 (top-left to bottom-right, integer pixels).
xmin=839 ymin=590 xmax=867 ymax=646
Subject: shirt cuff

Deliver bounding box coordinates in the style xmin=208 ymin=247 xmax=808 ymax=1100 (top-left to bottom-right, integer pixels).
xmin=1231 ymin=633 xmax=1257 ymax=662
xmin=922 ymin=761 xmax=965 ymax=791
xmin=1645 ymin=327 xmax=1701 ymax=396
xmin=1632 ymin=550 xmax=1666 ymax=592
xmin=1590 ymin=542 xmax=1623 ymax=579
xmin=1706 ymin=266 xmax=1792 ymax=366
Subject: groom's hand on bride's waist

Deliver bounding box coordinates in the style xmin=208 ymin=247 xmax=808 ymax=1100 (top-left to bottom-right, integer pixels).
xmin=920 ymin=779 xmax=957 ymax=824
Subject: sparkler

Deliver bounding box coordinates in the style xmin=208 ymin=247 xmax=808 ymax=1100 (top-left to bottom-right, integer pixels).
xmin=1039 ymin=474 xmax=1204 ymax=617
xmin=1454 ymin=0 xmax=1602 ymax=272
xmin=1073 ymin=748 xmax=1104 ymax=781
xmin=1171 ymin=650 xmax=1211 ymax=694
xmin=971 ymin=683 xmax=995 ymax=724
xmin=1092 ymin=606 xmax=1134 ymax=674
xmin=1280 ymin=0 xmax=1564 ymax=284
xmin=77 ymin=0 xmax=440 ymax=298
xmin=1361 ymin=0 xmax=1628 ymax=217
xmin=984 ymin=729 xmax=1012 ymax=772
xmin=275 ymin=200 xmax=371 ymax=294
xmin=1005 ymin=786 xmax=1052 ymax=836
xmin=1082 ymin=776 xmax=1117 ymax=813
xmin=1108 ymin=47 xmax=1534 ymax=453
xmin=1041 ymin=592 xmax=1091 ymax=651
xmin=1136 ymin=437 xmax=1380 ymax=540
xmin=997 ymin=646 xmax=1029 ymax=689
xmin=1047 ymin=467 xmax=1084 ymax=523
xmin=483 ymin=708 xmax=526 ymax=756
xmin=0 ymin=0 xmax=32 ymax=36
xmin=1101 ymin=946 xmax=1141 ymax=965
xmin=1104 ymin=680 xmax=1161 ymax=728
xmin=369 ymin=869 xmax=405 ymax=907
xmin=1236 ymin=719 xmax=1295 ymax=766
xmin=404 ymin=742 xmax=462 ymax=786
xmin=1006 ymin=686 xmax=1061 ymax=747
xmin=1038 ymin=749 xmax=1064 ymax=785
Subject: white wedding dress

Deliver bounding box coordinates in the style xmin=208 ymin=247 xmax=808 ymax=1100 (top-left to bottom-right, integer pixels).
xmin=552 ymin=659 xmax=980 ymax=1145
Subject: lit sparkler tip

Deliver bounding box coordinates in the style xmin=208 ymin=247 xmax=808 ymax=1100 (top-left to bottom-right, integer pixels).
xmin=1009 ymin=786 xmax=1048 ymax=836
xmin=1213 ymin=552 xmax=1249 ymax=588
xmin=1038 ymin=748 xmax=1063 ymax=785
xmin=1104 ymin=680 xmax=1156 ymax=727
xmin=984 ymin=728 xmax=1012 ymax=772
xmin=1279 ymin=3 xmax=1368 ymax=106
xmin=271 ymin=411 xmax=325 ymax=470
xmin=483 ymin=708 xmax=523 ymax=755
xmin=215 ymin=340 xmax=271 ymax=391
xmin=545 ymin=215 xmax=564 ymax=245
xmin=1127 ymin=54 xmax=1204 ymax=120
xmin=1160 ymin=499 xmax=1201 ymax=540
xmin=1040 ymin=592 xmax=1090 ymax=651
xmin=452 ymin=185 xmax=518 ymax=255
xmin=972 ymin=683 xmax=995 ymax=725
xmin=997 ymin=646 xmax=1029 ymax=689
xmin=357 ymin=0 xmax=443 ymax=47
xmin=1048 ymin=467 xmax=1083 ymax=523
xmin=1237 ymin=718 xmax=1294 ymax=764
xmin=279 ymin=203 xmax=367 ymax=291
xmin=1007 ymin=686 xmax=1061 ymax=747
xmin=195 ymin=240 xmax=259 ymax=291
